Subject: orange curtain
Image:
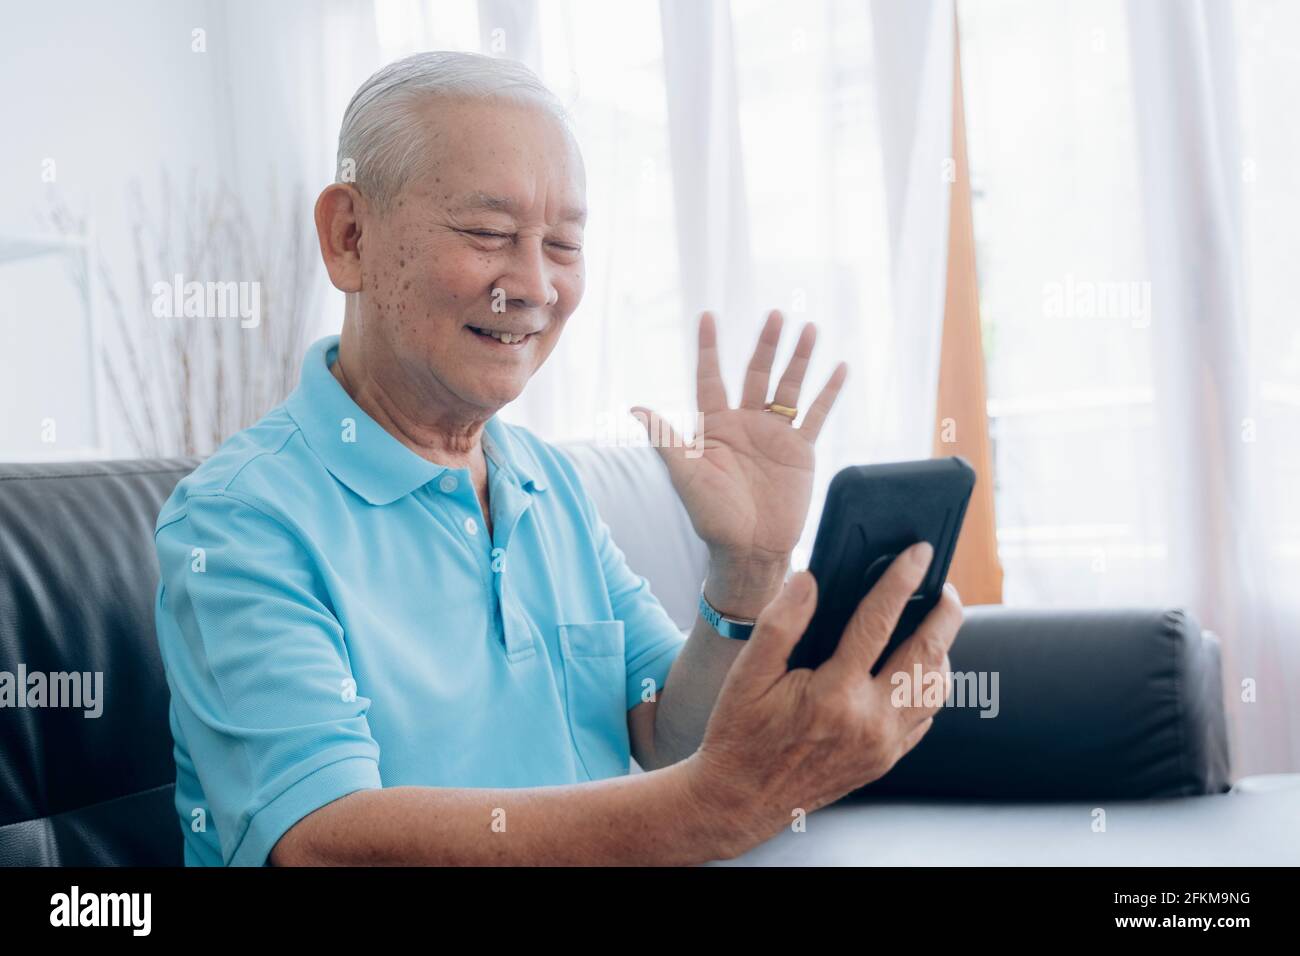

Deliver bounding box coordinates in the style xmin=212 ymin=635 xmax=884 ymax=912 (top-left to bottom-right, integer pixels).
xmin=932 ymin=16 xmax=1004 ymax=606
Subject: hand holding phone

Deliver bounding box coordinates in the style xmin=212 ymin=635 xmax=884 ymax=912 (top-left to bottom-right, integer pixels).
xmin=683 ymin=532 xmax=965 ymax=855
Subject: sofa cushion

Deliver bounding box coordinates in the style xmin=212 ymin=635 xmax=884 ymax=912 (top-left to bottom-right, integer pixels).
xmin=0 ymin=458 xmax=200 ymax=865
xmin=857 ymin=605 xmax=1232 ymax=799
xmin=558 ymin=442 xmax=708 ymax=631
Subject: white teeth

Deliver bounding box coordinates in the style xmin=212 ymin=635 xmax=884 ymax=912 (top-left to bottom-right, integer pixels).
xmin=476 ymin=327 xmax=528 ymax=344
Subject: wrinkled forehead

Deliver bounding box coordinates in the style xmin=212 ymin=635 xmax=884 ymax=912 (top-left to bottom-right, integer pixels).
xmin=406 ymin=94 xmax=586 ymax=218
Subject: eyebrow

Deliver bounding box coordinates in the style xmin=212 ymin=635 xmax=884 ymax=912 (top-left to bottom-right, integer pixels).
xmin=455 ymin=192 xmax=587 ymax=225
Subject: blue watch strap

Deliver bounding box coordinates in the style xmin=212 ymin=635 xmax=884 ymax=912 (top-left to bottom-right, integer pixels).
xmin=698 ymin=586 xmax=756 ymax=640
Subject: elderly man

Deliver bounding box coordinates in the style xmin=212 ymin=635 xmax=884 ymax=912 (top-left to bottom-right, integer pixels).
xmin=153 ymin=51 xmax=962 ymax=866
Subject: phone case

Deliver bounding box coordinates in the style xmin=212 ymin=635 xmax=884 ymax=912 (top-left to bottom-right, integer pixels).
xmin=786 ymin=456 xmax=975 ymax=673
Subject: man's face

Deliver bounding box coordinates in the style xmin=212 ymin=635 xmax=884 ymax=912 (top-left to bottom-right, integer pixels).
xmin=356 ymin=96 xmax=587 ymax=415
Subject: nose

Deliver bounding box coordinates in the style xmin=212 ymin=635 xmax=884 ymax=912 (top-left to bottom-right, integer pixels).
xmin=496 ymin=236 xmax=558 ymax=310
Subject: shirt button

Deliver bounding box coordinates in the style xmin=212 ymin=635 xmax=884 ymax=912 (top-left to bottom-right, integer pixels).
xmin=439 ymin=474 xmax=458 ymax=493
xmin=464 ymin=516 xmax=479 ymax=536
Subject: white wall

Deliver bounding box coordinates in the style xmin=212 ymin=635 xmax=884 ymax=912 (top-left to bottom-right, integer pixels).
xmin=0 ymin=0 xmax=375 ymax=460
xmin=1 ymin=1 xmax=223 ymax=458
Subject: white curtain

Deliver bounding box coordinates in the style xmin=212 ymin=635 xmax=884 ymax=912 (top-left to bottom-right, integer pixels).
xmin=468 ymin=0 xmax=956 ymax=566
xmin=869 ymin=0 xmax=955 ymax=466
xmin=1127 ymin=0 xmax=1299 ymax=776
xmin=1230 ymin=0 xmax=1300 ymax=773
xmin=961 ymin=0 xmax=1299 ymax=776
xmin=660 ymin=0 xmax=757 ymax=367
xmin=200 ymin=0 xmax=382 ymax=389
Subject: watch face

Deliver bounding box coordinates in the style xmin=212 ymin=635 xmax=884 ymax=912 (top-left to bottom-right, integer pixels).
xmin=719 ymin=618 xmax=754 ymax=640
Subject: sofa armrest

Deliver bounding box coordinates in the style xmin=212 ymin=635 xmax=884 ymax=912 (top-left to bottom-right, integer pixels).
xmin=856 ymin=606 xmax=1232 ymax=800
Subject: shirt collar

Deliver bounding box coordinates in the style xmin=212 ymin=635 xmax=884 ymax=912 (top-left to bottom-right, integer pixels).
xmin=284 ymin=335 xmax=546 ymax=505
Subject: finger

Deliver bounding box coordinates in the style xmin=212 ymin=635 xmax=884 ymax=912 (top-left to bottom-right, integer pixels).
xmin=725 ymin=571 xmax=817 ymax=689
xmin=881 ymin=650 xmax=954 ymax=734
xmin=771 ymin=322 xmax=816 ymax=410
xmin=740 ymin=310 xmax=784 ymax=409
xmin=823 ymin=541 xmax=934 ymax=681
xmin=797 ymin=361 xmax=848 ymax=442
xmin=696 ymin=312 xmax=729 ymax=414
xmin=630 ymin=405 xmax=698 ymax=484
xmin=876 ymin=584 xmax=964 ymax=713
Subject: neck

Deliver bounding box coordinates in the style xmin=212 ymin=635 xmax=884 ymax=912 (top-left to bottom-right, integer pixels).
xmin=330 ymin=329 xmax=490 ymax=469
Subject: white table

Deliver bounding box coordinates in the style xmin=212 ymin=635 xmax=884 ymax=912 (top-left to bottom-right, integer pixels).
xmin=719 ymin=775 xmax=1300 ymax=865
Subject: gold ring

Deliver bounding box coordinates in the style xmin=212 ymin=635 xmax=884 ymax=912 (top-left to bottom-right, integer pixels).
xmin=765 ymin=402 xmax=798 ymax=420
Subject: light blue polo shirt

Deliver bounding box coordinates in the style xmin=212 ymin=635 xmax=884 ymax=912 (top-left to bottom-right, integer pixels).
xmin=153 ymin=334 xmax=687 ymax=866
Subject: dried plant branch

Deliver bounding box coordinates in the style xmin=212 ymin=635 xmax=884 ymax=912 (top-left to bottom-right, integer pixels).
xmin=46 ymin=172 xmax=320 ymax=458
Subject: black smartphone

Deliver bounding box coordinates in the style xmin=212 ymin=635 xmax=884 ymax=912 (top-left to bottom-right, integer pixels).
xmin=786 ymin=456 xmax=976 ymax=674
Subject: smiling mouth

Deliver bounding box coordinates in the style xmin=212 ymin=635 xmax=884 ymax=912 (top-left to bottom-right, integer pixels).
xmin=467 ymin=325 xmax=536 ymax=345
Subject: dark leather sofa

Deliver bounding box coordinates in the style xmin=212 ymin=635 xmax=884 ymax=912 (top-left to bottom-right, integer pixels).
xmin=0 ymin=457 xmax=1231 ymax=865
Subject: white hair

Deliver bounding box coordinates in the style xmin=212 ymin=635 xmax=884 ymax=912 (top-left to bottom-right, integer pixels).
xmin=336 ymin=50 xmax=570 ymax=211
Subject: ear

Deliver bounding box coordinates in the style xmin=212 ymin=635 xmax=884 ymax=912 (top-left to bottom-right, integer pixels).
xmin=314 ymin=183 xmax=366 ymax=293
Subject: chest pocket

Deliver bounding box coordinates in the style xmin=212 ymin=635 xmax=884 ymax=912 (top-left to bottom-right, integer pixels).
xmin=558 ymin=621 xmax=630 ymax=781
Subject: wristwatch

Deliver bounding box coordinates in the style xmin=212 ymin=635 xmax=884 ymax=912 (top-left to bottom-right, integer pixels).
xmin=698 ymin=584 xmax=757 ymax=640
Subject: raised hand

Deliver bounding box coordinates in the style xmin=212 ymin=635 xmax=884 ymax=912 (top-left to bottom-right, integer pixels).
xmin=633 ymin=310 xmax=847 ymax=618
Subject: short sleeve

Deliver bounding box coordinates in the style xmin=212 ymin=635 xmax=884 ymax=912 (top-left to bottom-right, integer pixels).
xmin=154 ymin=491 xmax=382 ymax=866
xmin=588 ymin=510 xmax=687 ymax=710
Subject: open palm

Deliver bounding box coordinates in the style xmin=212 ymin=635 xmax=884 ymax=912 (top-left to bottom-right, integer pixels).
xmin=634 ymin=310 xmax=848 ymax=571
